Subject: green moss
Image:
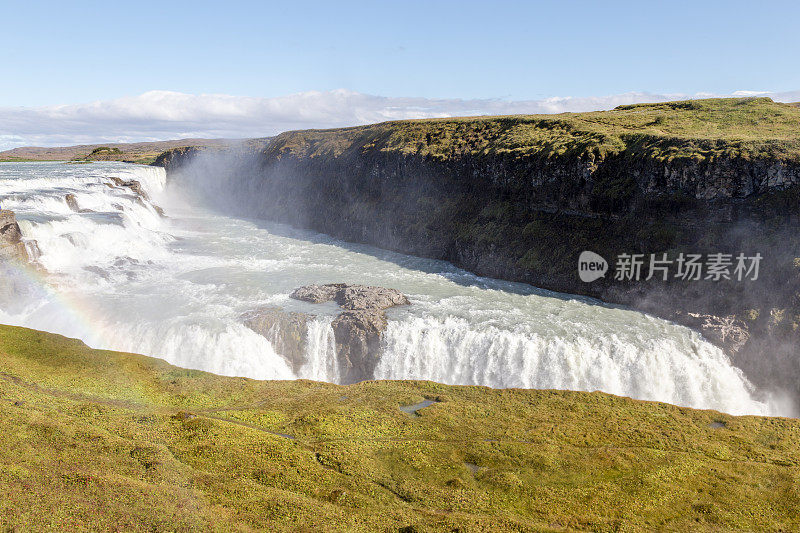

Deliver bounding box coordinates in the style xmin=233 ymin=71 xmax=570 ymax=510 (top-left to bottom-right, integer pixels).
xmin=268 ymin=97 xmax=800 ymax=163
xmin=1 ymin=324 xmax=799 ymax=531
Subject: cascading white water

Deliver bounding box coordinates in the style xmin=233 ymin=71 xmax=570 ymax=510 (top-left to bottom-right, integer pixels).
xmin=5 ymin=164 xmax=169 ymax=276
xmin=374 ymin=316 xmax=762 ymax=415
xmin=0 ymin=162 xmax=783 ymax=416
xmin=301 ymin=317 xmax=339 ymax=382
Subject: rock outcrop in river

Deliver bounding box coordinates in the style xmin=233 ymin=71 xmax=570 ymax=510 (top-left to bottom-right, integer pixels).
xmin=0 ymin=210 xmax=29 ymax=263
xmin=0 ymin=210 xmax=35 ymax=304
xmin=243 ymin=284 xmax=410 ymax=383
xmin=105 ymin=177 xmax=165 ymax=217
xmin=290 ymin=283 xmax=410 ymax=311
xmin=292 ymin=284 xmax=410 ymax=384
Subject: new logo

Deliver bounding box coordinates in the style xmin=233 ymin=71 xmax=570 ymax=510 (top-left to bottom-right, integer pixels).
xmin=578 ymin=251 xmax=608 ymax=282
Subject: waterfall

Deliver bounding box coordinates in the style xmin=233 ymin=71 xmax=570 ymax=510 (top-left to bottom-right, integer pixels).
xmin=0 ymin=161 xmax=785 ymax=417
xmin=373 ymin=315 xmax=768 ymax=416
xmin=300 ymin=317 xmax=339 ymax=382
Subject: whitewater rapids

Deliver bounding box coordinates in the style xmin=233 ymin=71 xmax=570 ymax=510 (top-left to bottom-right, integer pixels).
xmin=0 ymin=162 xmax=782 ymax=416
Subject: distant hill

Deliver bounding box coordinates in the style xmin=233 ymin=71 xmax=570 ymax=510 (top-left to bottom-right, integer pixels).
xmin=0 ymin=138 xmax=248 ymax=164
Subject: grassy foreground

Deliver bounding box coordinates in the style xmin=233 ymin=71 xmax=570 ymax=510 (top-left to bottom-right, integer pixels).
xmin=0 ymin=324 xmax=798 ymax=531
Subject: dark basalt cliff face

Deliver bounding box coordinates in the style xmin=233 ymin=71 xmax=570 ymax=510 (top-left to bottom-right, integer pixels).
xmin=157 ymin=98 xmax=800 ymax=401
xmin=153 ymin=146 xmax=201 ymax=172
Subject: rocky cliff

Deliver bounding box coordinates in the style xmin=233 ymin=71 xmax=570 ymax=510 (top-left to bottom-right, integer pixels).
xmin=156 ymin=97 xmax=800 ymax=401
xmin=152 ymin=146 xmax=202 ymax=171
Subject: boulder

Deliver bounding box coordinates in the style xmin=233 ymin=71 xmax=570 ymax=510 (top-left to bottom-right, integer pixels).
xmin=107 ymin=177 xmax=150 ymax=201
xmin=65 ymin=194 xmax=80 ymax=212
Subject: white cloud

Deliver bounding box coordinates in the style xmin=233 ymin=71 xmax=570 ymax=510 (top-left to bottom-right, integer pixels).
xmin=1 ymin=88 xmax=798 ymax=150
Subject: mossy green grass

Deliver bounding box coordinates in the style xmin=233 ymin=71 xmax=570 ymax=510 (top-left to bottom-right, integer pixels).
xmin=270 ymin=97 xmax=800 ymax=164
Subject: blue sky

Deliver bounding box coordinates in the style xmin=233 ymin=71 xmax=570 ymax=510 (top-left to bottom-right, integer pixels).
xmin=1 ymin=0 xmax=799 ymax=148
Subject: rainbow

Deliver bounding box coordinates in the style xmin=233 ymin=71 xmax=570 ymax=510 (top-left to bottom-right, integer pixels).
xmin=0 ymin=258 xmax=113 ymax=349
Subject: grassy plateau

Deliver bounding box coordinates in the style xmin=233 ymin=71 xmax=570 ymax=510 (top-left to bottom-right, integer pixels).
xmin=269 ymin=97 xmax=800 ymax=163
xmin=0 ymin=324 xmax=798 ymax=531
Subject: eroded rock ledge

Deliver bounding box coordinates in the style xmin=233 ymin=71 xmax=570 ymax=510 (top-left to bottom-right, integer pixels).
xmin=0 ymin=210 xmax=29 ymax=263
xmin=0 ymin=210 xmax=39 ymax=304
xmin=290 ymin=283 xmax=410 ymax=310
xmin=105 ymin=177 xmax=166 ymax=217
xmin=243 ymin=284 xmax=410 ymax=384
xmin=241 ymin=307 xmax=311 ymax=374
